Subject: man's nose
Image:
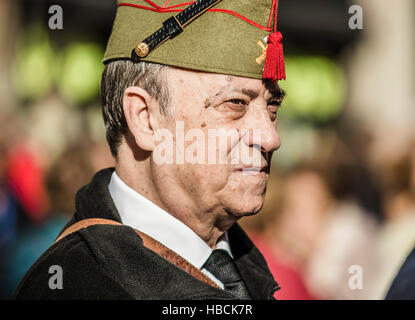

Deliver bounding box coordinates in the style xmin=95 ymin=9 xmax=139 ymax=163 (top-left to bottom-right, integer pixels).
xmin=242 ymin=113 xmax=281 ymax=153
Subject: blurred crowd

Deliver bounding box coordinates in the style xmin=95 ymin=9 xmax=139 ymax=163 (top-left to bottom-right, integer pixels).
xmin=0 ymin=107 xmax=114 ymax=298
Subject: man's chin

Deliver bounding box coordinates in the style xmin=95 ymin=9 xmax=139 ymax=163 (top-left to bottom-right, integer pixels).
xmin=224 ymin=199 xmax=264 ymax=219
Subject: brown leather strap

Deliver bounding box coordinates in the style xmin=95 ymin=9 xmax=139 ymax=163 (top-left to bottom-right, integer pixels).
xmin=54 ymin=218 xmax=220 ymax=289
xmin=55 ymin=218 xmax=122 ymax=243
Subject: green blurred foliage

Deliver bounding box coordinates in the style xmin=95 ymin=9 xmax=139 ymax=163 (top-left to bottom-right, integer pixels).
xmin=279 ymin=56 xmax=346 ymax=123
xmin=12 ymin=24 xmax=104 ymax=105
xmin=13 ymin=24 xmax=55 ymax=101
xmin=57 ymin=43 xmax=104 ymax=105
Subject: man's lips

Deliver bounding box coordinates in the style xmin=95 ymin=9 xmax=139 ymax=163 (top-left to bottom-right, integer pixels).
xmin=233 ymin=165 xmax=270 ymax=175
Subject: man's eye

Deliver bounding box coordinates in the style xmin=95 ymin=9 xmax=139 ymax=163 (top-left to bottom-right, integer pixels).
xmin=268 ymin=100 xmax=281 ymax=107
xmin=268 ymin=101 xmax=280 ymax=116
xmin=226 ymin=99 xmax=248 ymax=108
xmin=268 ymin=104 xmax=279 ymax=122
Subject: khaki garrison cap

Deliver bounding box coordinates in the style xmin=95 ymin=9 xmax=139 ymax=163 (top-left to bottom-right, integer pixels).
xmin=104 ymin=0 xmax=285 ymax=81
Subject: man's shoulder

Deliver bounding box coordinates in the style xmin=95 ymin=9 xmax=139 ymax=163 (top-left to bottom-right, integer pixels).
xmin=13 ymin=223 xmax=139 ymax=300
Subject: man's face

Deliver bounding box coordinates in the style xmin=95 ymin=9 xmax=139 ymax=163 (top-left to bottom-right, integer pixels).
xmin=152 ymin=69 xmax=283 ymax=221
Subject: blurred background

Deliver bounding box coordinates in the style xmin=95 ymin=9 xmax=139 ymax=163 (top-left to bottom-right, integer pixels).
xmin=0 ymin=0 xmax=414 ymax=299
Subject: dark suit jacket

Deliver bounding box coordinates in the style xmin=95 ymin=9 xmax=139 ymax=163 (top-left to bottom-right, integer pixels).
xmin=386 ymin=245 xmax=415 ymax=300
xmin=13 ymin=168 xmax=279 ymax=299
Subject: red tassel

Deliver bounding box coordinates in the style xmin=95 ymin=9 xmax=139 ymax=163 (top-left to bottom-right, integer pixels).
xmin=263 ymin=31 xmax=286 ymax=82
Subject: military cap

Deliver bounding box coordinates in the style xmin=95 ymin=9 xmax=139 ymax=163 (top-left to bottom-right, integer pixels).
xmin=104 ymin=0 xmax=285 ymax=82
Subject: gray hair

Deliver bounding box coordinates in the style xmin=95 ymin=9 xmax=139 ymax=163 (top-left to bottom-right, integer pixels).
xmin=101 ymin=60 xmax=170 ymax=157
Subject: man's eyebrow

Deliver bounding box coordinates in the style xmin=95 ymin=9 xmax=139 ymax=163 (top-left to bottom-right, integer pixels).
xmin=243 ymin=87 xmax=286 ymax=102
xmin=238 ymin=88 xmax=284 ymax=101
xmin=241 ymin=88 xmax=259 ymax=99
xmin=273 ymin=88 xmax=286 ymax=102
xmin=213 ymin=84 xmax=286 ymax=101
xmin=211 ymin=86 xmax=259 ymax=100
xmin=265 ymin=81 xmax=286 ymax=102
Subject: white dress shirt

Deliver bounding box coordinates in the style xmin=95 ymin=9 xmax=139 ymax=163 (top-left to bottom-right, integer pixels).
xmin=108 ymin=171 xmax=233 ymax=289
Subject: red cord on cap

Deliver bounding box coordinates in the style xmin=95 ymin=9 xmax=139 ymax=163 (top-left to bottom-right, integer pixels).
xmin=119 ymin=1 xmax=275 ymax=31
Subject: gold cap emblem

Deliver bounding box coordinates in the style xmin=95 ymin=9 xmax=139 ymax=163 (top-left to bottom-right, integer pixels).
xmin=135 ymin=42 xmax=150 ymax=58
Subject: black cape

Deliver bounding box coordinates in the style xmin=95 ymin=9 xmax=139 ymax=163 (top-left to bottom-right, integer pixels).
xmin=386 ymin=246 xmax=415 ymax=299
xmin=13 ymin=168 xmax=279 ymax=300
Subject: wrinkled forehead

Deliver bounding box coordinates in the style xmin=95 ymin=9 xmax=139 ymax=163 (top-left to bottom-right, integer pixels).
xmin=167 ymin=68 xmax=284 ymax=100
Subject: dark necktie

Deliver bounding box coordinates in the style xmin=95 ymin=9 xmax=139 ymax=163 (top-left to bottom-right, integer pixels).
xmin=203 ymin=249 xmax=252 ymax=299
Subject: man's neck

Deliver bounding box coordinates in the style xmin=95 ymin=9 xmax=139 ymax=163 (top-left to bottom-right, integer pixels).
xmin=114 ymin=156 xmax=237 ymax=249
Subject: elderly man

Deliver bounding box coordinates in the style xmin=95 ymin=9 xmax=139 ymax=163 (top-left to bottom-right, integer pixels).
xmin=14 ymin=0 xmax=286 ymax=299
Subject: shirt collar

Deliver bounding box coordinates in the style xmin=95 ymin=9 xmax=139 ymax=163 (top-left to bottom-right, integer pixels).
xmin=108 ymin=171 xmax=232 ymax=269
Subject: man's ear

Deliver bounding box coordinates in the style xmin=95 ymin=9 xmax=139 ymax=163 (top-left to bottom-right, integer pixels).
xmin=122 ymin=86 xmax=158 ymax=151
